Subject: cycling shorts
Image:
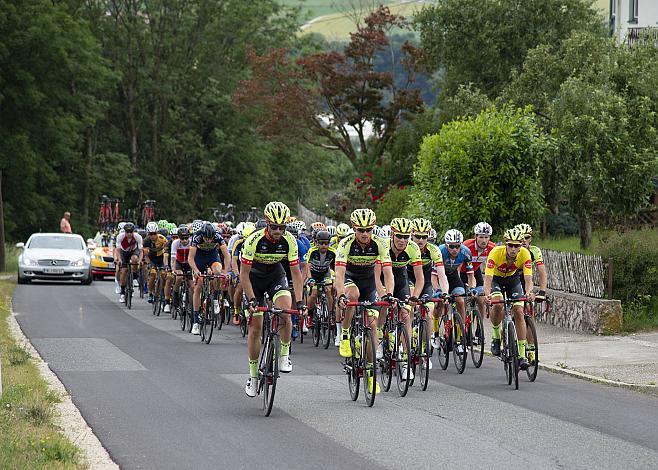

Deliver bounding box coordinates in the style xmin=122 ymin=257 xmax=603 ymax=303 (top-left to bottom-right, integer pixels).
xmin=195 ymin=250 xmax=221 ymax=273
xmin=344 ymin=274 xmax=377 ymax=303
xmin=250 ymin=265 xmax=291 ymax=315
xmin=148 ymin=257 xmax=165 ymax=270
xmin=446 ymin=270 xmax=465 ymax=296
xmin=120 ymin=249 xmax=139 ymax=266
xmin=491 ymin=274 xmax=524 ymax=306
xmin=175 ymin=261 xmax=192 ymax=274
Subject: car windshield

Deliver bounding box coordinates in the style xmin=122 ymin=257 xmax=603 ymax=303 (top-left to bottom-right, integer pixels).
xmin=28 ymin=236 xmax=83 ymax=250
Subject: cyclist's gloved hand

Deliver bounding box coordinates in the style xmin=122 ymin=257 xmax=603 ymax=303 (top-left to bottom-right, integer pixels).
xmin=408 ymin=295 xmax=419 ymax=304
xmin=419 ymin=293 xmax=431 ymax=303
xmin=337 ymin=294 xmax=348 ymax=308
xmin=536 ymin=290 xmax=546 ymax=301
xmin=296 ymin=301 xmax=307 ymax=313
xmin=469 ymin=287 xmax=477 ymax=297
xmin=432 ymin=290 xmax=442 ymax=299
xmin=381 ymin=293 xmax=395 ymax=304
xmin=248 ymin=298 xmax=258 ymax=312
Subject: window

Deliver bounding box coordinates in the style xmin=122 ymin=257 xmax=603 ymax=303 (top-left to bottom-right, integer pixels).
xmin=629 ymin=0 xmax=638 ymax=24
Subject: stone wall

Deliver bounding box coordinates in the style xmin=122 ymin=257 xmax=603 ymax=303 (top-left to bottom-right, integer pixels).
xmin=535 ymin=288 xmax=623 ymax=335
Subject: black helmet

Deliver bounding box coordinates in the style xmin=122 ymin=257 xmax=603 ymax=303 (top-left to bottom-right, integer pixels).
xmin=124 ymin=222 xmax=135 ymax=233
xmin=316 ymin=230 xmax=331 ymax=242
xmin=256 ymin=219 xmax=268 ymax=229
xmin=201 ymin=222 xmax=216 ymax=239
xmin=178 ymin=226 xmax=190 ymax=237
xmin=286 ymin=223 xmax=299 ymax=237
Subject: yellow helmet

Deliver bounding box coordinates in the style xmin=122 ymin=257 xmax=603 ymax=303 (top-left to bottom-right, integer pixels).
xmin=515 ymin=223 xmax=533 ymax=236
xmin=390 ymin=217 xmax=413 ymax=235
xmin=350 ymin=208 xmax=376 ymax=228
xmin=503 ymin=227 xmax=525 ymax=242
xmin=264 ymin=201 xmax=290 ymax=225
xmin=412 ymin=218 xmax=432 ymax=234
xmin=336 ymin=223 xmax=350 ymax=237
xmin=242 ymin=225 xmax=256 ymax=239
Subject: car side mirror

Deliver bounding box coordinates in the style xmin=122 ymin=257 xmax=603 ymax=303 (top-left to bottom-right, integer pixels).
xmin=15 ymin=242 xmax=24 ymax=249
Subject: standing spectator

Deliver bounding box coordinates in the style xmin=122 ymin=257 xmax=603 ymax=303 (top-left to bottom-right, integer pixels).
xmin=60 ymin=212 xmax=72 ymax=233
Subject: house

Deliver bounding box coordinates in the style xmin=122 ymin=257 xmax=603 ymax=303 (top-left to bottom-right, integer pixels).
xmin=607 ymin=0 xmax=658 ymax=44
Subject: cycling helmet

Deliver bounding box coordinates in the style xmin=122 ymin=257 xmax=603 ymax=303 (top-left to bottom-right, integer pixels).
xmin=474 ymin=222 xmax=493 ymax=236
xmin=178 ymin=223 xmax=187 ymax=230
xmin=315 ymin=230 xmax=331 ymax=242
xmin=170 ymin=227 xmax=178 ymax=236
xmin=350 ymin=208 xmax=376 ymax=228
xmin=504 ymin=227 xmax=525 ymax=242
xmin=146 ymin=221 xmax=159 ymax=233
xmin=297 ymin=220 xmax=307 ymax=232
xmin=286 ymin=223 xmax=299 ymax=237
xmin=159 ymin=227 xmax=169 ymax=236
xmin=373 ymin=226 xmax=385 ymax=238
xmin=428 ymin=228 xmax=437 ymax=241
xmin=444 ymin=229 xmax=464 ymax=244
xmin=336 ymin=223 xmax=350 ymax=237
xmin=325 ymin=225 xmax=336 ymax=236
xmin=256 ymin=219 xmax=268 ymax=229
xmin=167 ymin=222 xmax=176 ymax=233
xmin=117 ymin=222 xmax=127 ymax=231
xmin=390 ymin=218 xmax=413 ymax=235
xmin=235 ymin=222 xmax=246 ymax=234
xmin=347 ymin=227 xmax=355 ymax=236
xmin=515 ymin=223 xmax=533 ymax=236
xmin=242 ymin=225 xmax=256 ymax=239
xmin=178 ymin=227 xmax=190 ymax=237
xmin=412 ymin=218 xmax=432 ymax=234
xmin=311 ymin=221 xmax=326 ymax=231
xmin=201 ymin=222 xmax=216 ymax=239
xmin=381 ymin=225 xmax=392 ymax=238
xmin=288 ymin=216 xmax=297 ymax=223
xmin=157 ymin=219 xmax=168 ymax=229
xmin=124 ymin=222 xmax=135 ymax=233
xmin=224 ymin=221 xmax=233 ymax=228
xmin=191 ymin=220 xmax=203 ymax=233
xmin=264 ymin=201 xmax=290 ymax=224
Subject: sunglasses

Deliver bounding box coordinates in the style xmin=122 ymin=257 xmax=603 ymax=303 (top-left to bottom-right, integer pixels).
xmin=268 ymin=224 xmax=286 ymax=231
xmin=506 ymin=243 xmax=522 ymax=248
xmin=413 ymin=234 xmax=428 ymax=240
xmin=524 ymin=235 xmax=532 ymax=240
xmin=179 ymin=236 xmax=189 ymax=241
xmin=317 ymin=241 xmax=329 ymax=245
xmin=356 ymin=227 xmax=373 ymax=233
xmin=447 ymin=244 xmax=461 ymax=249
xmin=394 ymin=234 xmax=410 ymax=240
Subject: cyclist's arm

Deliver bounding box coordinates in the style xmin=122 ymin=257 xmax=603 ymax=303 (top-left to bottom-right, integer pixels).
xmin=537 ymin=264 xmax=548 ymax=292
xmin=334 ymin=264 xmax=346 ymax=299
xmin=382 ymin=264 xmax=395 ymax=296
xmin=374 ymin=262 xmax=385 ymax=297
xmin=467 ymin=272 xmax=476 ymax=289
xmin=290 ymin=265 xmax=304 ymax=304
xmin=188 ymin=246 xmax=199 ymax=275
xmin=435 ymin=264 xmax=449 ymax=294
xmin=219 ymin=244 xmax=230 ymax=275
xmin=240 ymin=262 xmax=255 ymax=301
xmin=230 ymin=251 xmax=239 ymax=274
xmin=411 ymin=264 xmax=424 ymax=298
xmin=483 ymin=274 xmax=493 ymax=298
xmin=136 ymin=248 xmax=143 ymax=264
xmin=524 ymin=274 xmax=535 ymax=301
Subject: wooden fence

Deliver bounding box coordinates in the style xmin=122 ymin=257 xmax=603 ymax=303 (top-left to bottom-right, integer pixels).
xmin=534 ymin=249 xmax=606 ymax=298
xmin=297 ymin=201 xmax=338 ymax=228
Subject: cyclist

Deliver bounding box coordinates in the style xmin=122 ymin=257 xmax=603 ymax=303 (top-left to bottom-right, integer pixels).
xmin=335 ymin=208 xmax=395 ymax=395
xmin=376 ymin=217 xmax=423 ymax=380
xmin=436 ymin=229 xmax=475 ymax=350
xmin=114 ymin=223 xmax=143 ymax=303
xmin=516 ymin=223 xmax=547 ymax=300
xmin=484 ymin=227 xmax=535 ymax=370
xmin=230 ymin=223 xmax=256 ymax=325
xmin=296 ymin=221 xmax=312 ymax=251
xmin=169 ymin=226 xmax=193 ymax=313
xmin=304 ymin=230 xmax=336 ymax=334
xmin=188 ymin=222 xmax=229 ymax=335
xmin=242 ymin=202 xmax=306 ymax=397
xmin=143 ymin=221 xmax=169 ymax=306
xmin=332 ymin=223 xmax=351 ymax=249
xmin=461 ymin=222 xmax=496 ymax=319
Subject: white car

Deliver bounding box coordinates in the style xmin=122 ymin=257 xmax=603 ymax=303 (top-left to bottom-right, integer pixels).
xmin=17 ymin=233 xmax=92 ymax=285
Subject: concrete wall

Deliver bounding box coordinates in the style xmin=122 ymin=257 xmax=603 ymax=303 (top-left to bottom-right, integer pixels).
xmin=535 ymin=289 xmax=623 ymax=335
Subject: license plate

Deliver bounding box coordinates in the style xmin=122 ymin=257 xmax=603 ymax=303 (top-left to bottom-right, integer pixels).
xmin=43 ymin=268 xmax=64 ymax=274
xmin=107 ymin=263 xmax=115 ymax=269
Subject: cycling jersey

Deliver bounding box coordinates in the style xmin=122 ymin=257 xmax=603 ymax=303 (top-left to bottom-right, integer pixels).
xmin=191 ymin=231 xmax=225 ymax=252
xmin=438 ymin=244 xmax=474 ymax=275
xmin=527 ymin=245 xmax=544 ymax=266
xmin=170 ymin=238 xmax=192 ymax=264
xmin=329 ymin=235 xmax=339 ymax=249
xmin=409 ymin=242 xmax=443 ymax=284
xmin=116 ymin=232 xmax=143 ymax=252
xmin=484 ymin=245 xmax=532 ymax=278
xmin=390 ymin=240 xmax=422 ymax=271
xmin=241 ymin=228 xmax=299 ymax=274
xmin=335 ymin=233 xmax=391 ymax=280
xmin=143 ymin=234 xmax=168 ymax=259
xmin=460 ymin=239 xmax=496 ymax=272
xmin=306 ymin=246 xmax=336 ymax=278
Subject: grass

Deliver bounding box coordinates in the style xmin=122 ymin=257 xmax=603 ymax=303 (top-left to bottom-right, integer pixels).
xmin=621 ymin=298 xmax=658 ymax=333
xmin=4 ymin=244 xmax=20 ymax=274
xmin=533 ymin=234 xmax=604 ymax=254
xmin=0 ymin=279 xmax=84 ymax=469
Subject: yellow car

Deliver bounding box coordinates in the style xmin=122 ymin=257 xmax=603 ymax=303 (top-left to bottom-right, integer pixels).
xmin=89 ymin=232 xmax=116 ymax=279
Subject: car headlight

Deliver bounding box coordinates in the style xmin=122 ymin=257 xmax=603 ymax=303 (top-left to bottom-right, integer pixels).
xmin=71 ymin=258 xmax=88 ymax=267
xmin=22 ymin=256 xmax=37 ymax=266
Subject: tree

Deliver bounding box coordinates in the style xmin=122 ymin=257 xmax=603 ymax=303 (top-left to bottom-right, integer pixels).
xmin=415 ymin=0 xmax=602 ymax=98
xmin=233 ymin=6 xmax=424 ymax=170
xmin=408 ymin=105 xmax=550 ymax=235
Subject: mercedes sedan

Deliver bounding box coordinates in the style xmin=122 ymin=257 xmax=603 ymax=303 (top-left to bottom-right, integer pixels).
xmin=17 ymin=233 xmax=92 ymax=285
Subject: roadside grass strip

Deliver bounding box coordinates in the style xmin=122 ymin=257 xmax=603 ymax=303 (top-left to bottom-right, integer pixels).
xmin=0 ymin=279 xmax=84 ymax=469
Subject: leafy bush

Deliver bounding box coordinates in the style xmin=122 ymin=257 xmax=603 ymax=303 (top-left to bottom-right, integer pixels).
xmin=596 ymin=229 xmax=658 ymax=304
xmin=375 ymin=186 xmax=411 ymax=225
xmin=408 ymin=105 xmax=550 ymax=234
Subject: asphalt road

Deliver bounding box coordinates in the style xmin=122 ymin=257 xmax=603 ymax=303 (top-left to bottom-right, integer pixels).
xmin=13 ymin=281 xmax=658 ymax=470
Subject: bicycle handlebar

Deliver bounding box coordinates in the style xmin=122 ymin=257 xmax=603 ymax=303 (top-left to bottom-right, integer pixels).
xmin=489 ymin=297 xmax=529 ymax=305
xmin=345 ymin=301 xmax=390 ymax=308
xmin=255 ymin=307 xmax=301 ymax=316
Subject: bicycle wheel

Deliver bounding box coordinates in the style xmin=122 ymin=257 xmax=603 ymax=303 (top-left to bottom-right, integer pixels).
xmin=505 ymin=321 xmax=519 ymax=389
xmin=363 ymin=328 xmax=377 ymax=407
xmin=347 ymin=331 xmax=359 ymax=401
xmin=152 ymin=276 xmax=160 ymax=316
xmin=138 ymin=269 xmax=145 ymax=299
xmin=525 ymin=315 xmax=539 ymax=382
xmin=418 ymin=319 xmax=431 ymax=391
xmin=437 ymin=315 xmax=450 ymax=370
xmin=204 ymin=299 xmax=215 ymax=344
xmin=312 ymin=310 xmax=321 ymax=347
xmin=379 ymin=324 xmax=393 ymax=392
xmin=126 ymin=270 xmax=133 ymax=310
xmin=322 ymin=304 xmax=332 ymax=350
xmin=261 ymin=333 xmax=280 ymax=417
xmin=395 ymin=324 xmax=411 ymax=397
xmin=299 ymin=315 xmax=304 ymax=344
xmin=452 ymin=311 xmax=467 ymax=374
xmin=469 ymin=308 xmax=485 ymax=368
xmin=216 ymin=297 xmax=223 ymax=331
xmin=179 ymin=292 xmax=187 ymax=331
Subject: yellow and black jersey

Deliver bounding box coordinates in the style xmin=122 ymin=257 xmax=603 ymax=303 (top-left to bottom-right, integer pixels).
xmin=335 ymin=233 xmax=391 ymax=280
xmin=241 ymin=228 xmax=299 ymax=274
xmin=306 ymin=246 xmax=336 ymax=278
xmin=143 ymin=234 xmax=168 ymax=259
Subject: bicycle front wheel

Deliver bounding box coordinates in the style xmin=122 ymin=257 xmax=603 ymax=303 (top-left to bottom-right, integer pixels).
xmin=437 ymin=315 xmax=450 ymax=370
xmin=379 ymin=325 xmax=393 ymax=392
xmin=312 ymin=310 xmax=321 ymax=347
xmin=363 ymin=328 xmax=377 ymax=407
xmin=418 ymin=319 xmax=431 ymax=391
xmin=262 ymin=334 xmax=280 ymax=417
xmin=452 ymin=311 xmax=467 ymax=374
xmin=395 ymin=324 xmax=411 ymax=397
xmin=525 ymin=315 xmax=539 ymax=382
xmin=126 ymin=270 xmax=133 ymax=310
xmin=347 ymin=332 xmax=359 ymax=401
xmin=469 ymin=308 xmax=485 ymax=368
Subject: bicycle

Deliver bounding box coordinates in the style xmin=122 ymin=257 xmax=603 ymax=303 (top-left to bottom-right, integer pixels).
xmin=308 ymin=280 xmax=333 ymax=349
xmin=122 ymin=262 xmax=139 ymax=310
xmin=490 ymin=296 xmax=529 ymax=390
xmin=196 ymin=273 xmax=226 ymax=344
xmin=253 ymin=305 xmax=301 ymax=417
xmin=342 ymin=300 xmax=389 ymax=407
xmin=150 ymin=267 xmax=166 ymax=317
xmin=409 ymin=297 xmax=432 ymax=391
xmin=465 ymin=294 xmax=485 ymax=368
xmin=523 ymin=298 xmax=548 ymax=382
xmin=174 ymin=272 xmax=193 ymax=332
xmin=431 ymin=294 xmax=468 ymax=374
xmin=379 ymin=298 xmax=412 ymax=397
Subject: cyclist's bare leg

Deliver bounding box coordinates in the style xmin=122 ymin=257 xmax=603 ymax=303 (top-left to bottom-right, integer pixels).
xmin=340 ymin=286 xmax=360 ymax=331
xmin=148 ymin=268 xmax=156 ymax=294
xmin=274 ymin=294 xmax=293 ymax=345
xmin=513 ymin=304 xmax=526 ymax=342
xmin=247 ymin=315 xmax=263 ymax=360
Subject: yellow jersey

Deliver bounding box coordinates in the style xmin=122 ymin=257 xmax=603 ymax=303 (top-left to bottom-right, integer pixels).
xmin=484 ymin=245 xmax=532 ymax=278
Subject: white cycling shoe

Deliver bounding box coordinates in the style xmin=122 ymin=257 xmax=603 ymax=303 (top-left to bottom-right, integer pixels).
xmin=164 ymin=304 xmax=171 ymax=313
xmin=279 ymin=355 xmax=292 ymax=373
xmin=334 ymin=336 xmax=341 ymax=347
xmin=245 ymin=377 xmax=257 ymax=397
xmin=192 ymin=323 xmax=200 ymax=335
xmin=119 ymin=294 xmax=125 ymax=303
xmin=400 ymin=364 xmax=414 ymax=381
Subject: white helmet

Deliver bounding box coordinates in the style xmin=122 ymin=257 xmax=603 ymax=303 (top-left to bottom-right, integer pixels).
xmin=444 ymin=229 xmax=463 ymax=244
xmin=191 ymin=220 xmax=203 ymax=233
xmin=428 ymin=228 xmax=437 ymax=241
xmin=347 ymin=227 xmax=355 ymax=236
xmin=170 ymin=227 xmax=178 ymax=236
xmin=146 ymin=222 xmax=159 ymax=233
xmin=381 ymin=225 xmax=392 ymax=238
xmin=474 ymin=222 xmax=493 ymax=236
xmin=235 ymin=222 xmax=246 ymax=234
xmin=326 ymin=225 xmax=336 ymax=236
xmin=297 ymin=220 xmax=307 ymax=231
xmin=373 ymin=226 xmax=385 ymax=238
xmin=118 ymin=222 xmax=126 ymax=231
